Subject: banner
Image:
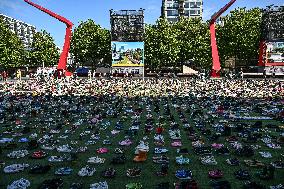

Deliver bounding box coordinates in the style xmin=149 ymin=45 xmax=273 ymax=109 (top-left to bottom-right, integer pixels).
xmin=267 ymin=42 xmax=284 ymax=63
xmin=112 ymin=41 xmax=144 ymax=67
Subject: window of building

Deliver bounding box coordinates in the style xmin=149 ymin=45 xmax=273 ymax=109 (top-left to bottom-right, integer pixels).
xmin=167 ymin=10 xmax=178 ymax=16
xmin=184 ymin=2 xmax=190 ymax=8
xmin=168 ymin=18 xmax=178 ymax=22
xmin=185 ymin=10 xmax=190 ymax=16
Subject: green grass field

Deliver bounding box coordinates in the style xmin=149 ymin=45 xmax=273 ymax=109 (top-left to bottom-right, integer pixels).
xmin=0 ymin=95 xmax=283 ymax=189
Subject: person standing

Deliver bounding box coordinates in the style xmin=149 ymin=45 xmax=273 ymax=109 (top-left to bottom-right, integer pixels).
xmin=16 ymin=69 xmax=22 ymax=81
xmin=88 ymin=70 xmax=92 ymax=80
xmin=240 ymin=68 xmax=244 ymax=79
xmin=2 ymin=71 xmax=7 ymax=81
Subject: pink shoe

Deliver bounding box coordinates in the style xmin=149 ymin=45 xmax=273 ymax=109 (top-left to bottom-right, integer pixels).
xmin=171 ymin=141 xmax=182 ymax=147
xmin=97 ymin=148 xmax=108 ymax=154
xmin=119 ymin=139 xmax=132 ymax=146
xmin=211 ymin=143 xmax=224 ymax=149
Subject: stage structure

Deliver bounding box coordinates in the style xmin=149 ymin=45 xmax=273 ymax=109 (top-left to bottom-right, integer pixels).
xmin=24 ymin=0 xmax=73 ymax=75
xmin=209 ymin=0 xmax=237 ymax=77
xmin=110 ymin=9 xmax=145 ymax=76
xmin=258 ymin=5 xmax=284 ymax=67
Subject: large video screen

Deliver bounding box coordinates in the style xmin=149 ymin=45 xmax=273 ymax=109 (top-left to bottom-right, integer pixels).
xmin=267 ymin=41 xmax=284 ymax=63
xmin=112 ymin=42 xmax=144 ymax=67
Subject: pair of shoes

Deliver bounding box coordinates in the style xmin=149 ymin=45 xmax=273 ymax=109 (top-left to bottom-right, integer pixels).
xmin=171 ymin=141 xmax=182 ymax=147
xmin=97 ymin=148 xmax=108 ymax=154
xmin=134 ymin=150 xmax=147 ymax=162
xmin=176 ymin=155 xmax=190 ymax=165
xmin=102 ymin=168 xmax=116 ymax=178
xmin=78 ymin=165 xmax=96 ymax=177
xmin=48 ymin=155 xmax=64 ymax=162
xmin=175 ymin=169 xmax=192 ymax=180
xmin=169 ymin=129 xmax=181 ymax=140
xmin=226 ymin=158 xmax=240 ymax=166
xmin=244 ymin=159 xmax=264 ymax=167
xmin=41 ymin=144 xmax=56 ymax=150
xmin=126 ymin=167 xmax=141 ymax=177
xmin=4 ymin=163 xmax=29 ymax=173
xmin=70 ymin=182 xmax=83 ymax=189
xmin=135 ymin=141 xmax=149 ymax=154
xmin=114 ymin=148 xmax=124 ymax=154
xmin=7 ymin=178 xmax=30 ymax=189
xmin=153 ymin=155 xmax=170 ymax=164
xmin=90 ymin=181 xmax=108 ymax=189
xmin=208 ymin=169 xmax=223 ymax=179
xmin=269 ymin=184 xmax=283 ymax=189
xmin=125 ymin=182 xmax=142 ymax=189
xmin=57 ymin=144 xmax=73 ymax=152
xmin=201 ymin=156 xmax=217 ymax=165
xmin=211 ymin=143 xmax=224 ymax=149
xmin=119 ymin=139 xmax=132 ymax=146
xmin=154 ymin=134 xmax=165 ymax=141
xmin=259 ymin=151 xmax=272 ymax=158
xmin=55 ymin=167 xmax=73 ymax=175
xmin=31 ymin=150 xmax=47 ymax=159
xmin=154 ymin=148 xmax=168 ymax=154
xmin=7 ymin=150 xmax=29 ymax=159
xmin=88 ymin=156 xmax=105 ymax=164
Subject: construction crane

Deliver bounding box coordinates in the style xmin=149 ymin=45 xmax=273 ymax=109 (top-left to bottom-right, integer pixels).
xmin=24 ymin=0 xmax=73 ymax=75
xmin=209 ymin=0 xmax=237 ymax=77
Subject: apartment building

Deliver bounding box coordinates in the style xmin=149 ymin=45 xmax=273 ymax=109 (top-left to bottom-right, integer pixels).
xmin=0 ymin=14 xmax=36 ymax=49
xmin=161 ymin=0 xmax=203 ymax=22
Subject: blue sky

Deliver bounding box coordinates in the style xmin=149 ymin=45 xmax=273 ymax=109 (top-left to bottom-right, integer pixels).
xmin=0 ymin=0 xmax=283 ymax=48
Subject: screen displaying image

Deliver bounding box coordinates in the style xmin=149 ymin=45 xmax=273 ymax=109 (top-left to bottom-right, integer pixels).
xmin=267 ymin=41 xmax=284 ymax=63
xmin=112 ymin=42 xmax=144 ymax=67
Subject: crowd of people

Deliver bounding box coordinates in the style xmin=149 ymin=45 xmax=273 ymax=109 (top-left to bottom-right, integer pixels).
xmin=0 ymin=77 xmax=283 ymax=189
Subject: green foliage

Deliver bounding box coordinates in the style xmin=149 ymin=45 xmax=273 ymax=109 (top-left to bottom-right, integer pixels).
xmin=0 ymin=18 xmax=25 ymax=69
xmin=70 ymin=19 xmax=111 ymax=69
xmin=145 ymin=19 xmax=180 ymax=69
xmin=174 ymin=18 xmax=212 ymax=68
xmin=217 ymin=8 xmax=262 ymax=65
xmin=28 ymin=30 xmax=60 ymax=67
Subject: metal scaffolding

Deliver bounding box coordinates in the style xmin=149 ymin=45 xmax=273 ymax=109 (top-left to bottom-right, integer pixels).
xmin=110 ymin=9 xmax=145 ymax=42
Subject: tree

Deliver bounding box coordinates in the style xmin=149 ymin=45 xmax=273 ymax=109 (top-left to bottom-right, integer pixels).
xmin=28 ymin=30 xmax=60 ymax=67
xmin=70 ymin=19 xmax=111 ymax=70
xmin=217 ymin=8 xmax=262 ymax=66
xmin=145 ymin=19 xmax=180 ymax=69
xmin=0 ymin=18 xmax=25 ymax=69
xmin=174 ymin=18 xmax=212 ymax=69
